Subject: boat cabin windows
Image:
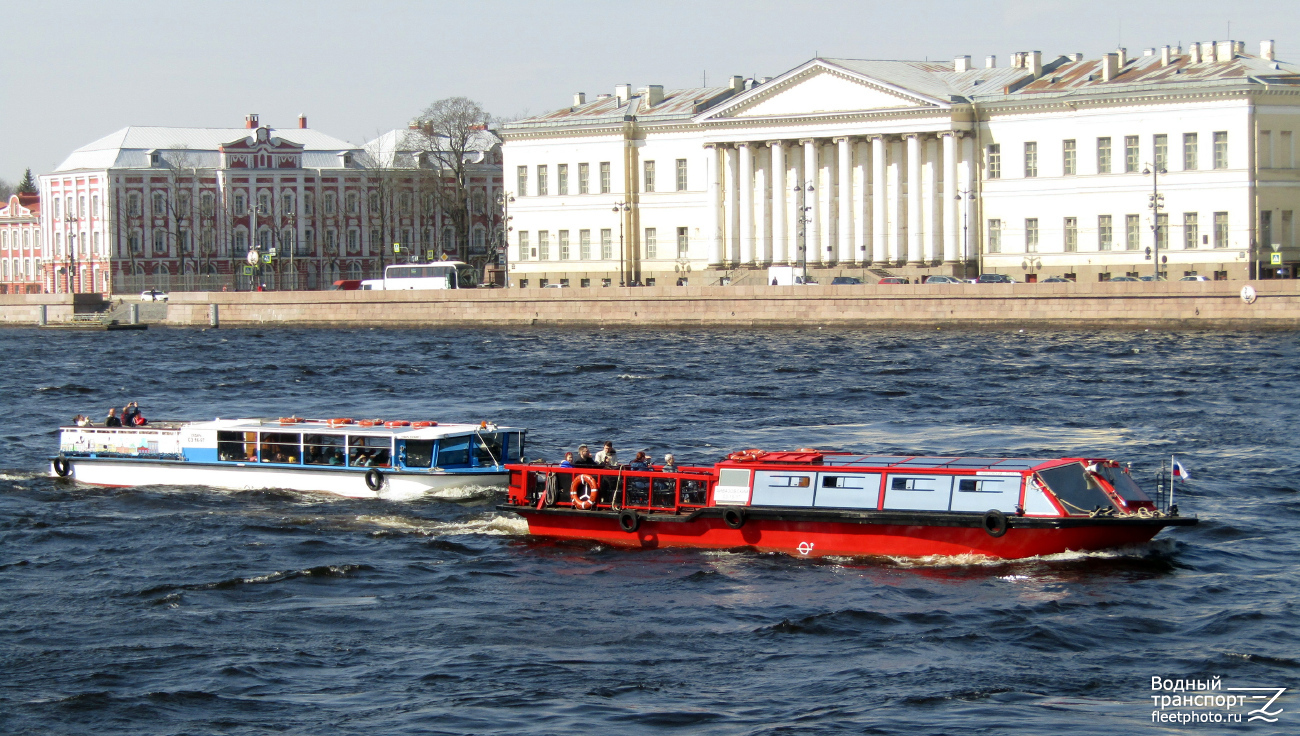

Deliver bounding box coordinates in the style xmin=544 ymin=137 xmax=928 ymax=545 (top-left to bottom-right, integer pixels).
xmin=217 ymin=431 xmax=256 ymax=462
xmin=1037 ymin=463 xmax=1114 ymax=514
xmin=304 ymin=434 xmax=346 ymax=465
xmin=402 ymin=439 xmax=434 ymax=468
xmin=714 ymin=468 xmax=752 ymax=505
xmin=473 ymin=433 xmax=505 ymax=466
xmin=347 ymin=435 xmax=392 ymax=467
xmin=679 ymin=478 xmax=708 ymax=505
xmin=752 ymin=471 xmax=815 ymax=506
xmin=260 ymin=432 xmax=302 ymax=464
xmin=814 ymin=473 xmax=881 ymax=509
xmin=438 ymin=436 xmax=470 ymax=467
xmin=883 ymin=474 xmax=953 ymax=512
xmin=949 ymin=475 xmax=1022 ymax=513
xmin=1093 ymin=464 xmax=1151 ymax=503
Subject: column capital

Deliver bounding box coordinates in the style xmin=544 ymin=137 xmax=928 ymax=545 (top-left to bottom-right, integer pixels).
xmin=798 ymin=138 xmax=816 ymax=146
xmin=832 ymin=136 xmax=850 ymax=144
xmin=902 ymin=133 xmax=921 ymax=141
xmin=866 ymin=134 xmax=886 ymax=143
xmin=703 ymin=142 xmax=719 ymax=149
xmin=938 ymin=130 xmax=965 ymax=140
xmin=768 ymin=139 xmax=785 ymax=148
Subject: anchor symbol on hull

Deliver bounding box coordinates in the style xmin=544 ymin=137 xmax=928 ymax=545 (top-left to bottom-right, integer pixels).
xmin=797 ymin=541 xmax=815 ymax=556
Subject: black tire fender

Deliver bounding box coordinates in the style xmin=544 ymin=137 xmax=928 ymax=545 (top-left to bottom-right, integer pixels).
xmin=983 ymin=509 xmax=1009 ymax=538
xmin=722 ymin=507 xmax=745 ymax=529
xmin=617 ymin=509 xmax=639 ymax=533
xmin=365 ymin=468 xmax=384 ymax=492
xmin=52 ymin=456 xmax=71 ymax=478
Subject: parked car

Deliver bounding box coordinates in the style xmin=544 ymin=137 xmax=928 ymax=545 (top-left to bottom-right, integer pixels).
xmin=923 ymin=275 xmax=964 ymax=284
xmin=140 ymin=289 xmax=169 ymax=302
xmin=877 ymin=277 xmax=909 ymax=284
xmin=542 ymin=283 xmax=569 ymax=288
xmin=830 ymin=276 xmax=862 ymax=285
xmin=1107 ymin=276 xmax=1140 ymax=282
xmin=976 ymin=273 xmax=1015 ymax=284
xmin=331 ymin=279 xmax=362 ymax=291
xmin=1139 ymin=275 xmax=1168 ymax=282
xmin=1179 ymin=275 xmax=1211 ymax=281
xmin=1039 ymin=277 xmax=1071 ymax=283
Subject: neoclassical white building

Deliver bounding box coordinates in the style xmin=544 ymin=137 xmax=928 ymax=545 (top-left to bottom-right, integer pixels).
xmin=503 ymin=40 xmax=1300 ymax=285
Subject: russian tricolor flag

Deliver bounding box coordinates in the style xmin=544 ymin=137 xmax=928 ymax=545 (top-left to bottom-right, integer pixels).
xmin=1172 ymin=457 xmax=1190 ymax=482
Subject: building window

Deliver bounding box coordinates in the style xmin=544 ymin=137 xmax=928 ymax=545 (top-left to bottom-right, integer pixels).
xmin=472 ymin=227 xmax=486 ymax=253
xmin=92 ymin=194 xmax=100 ymax=217
xmin=644 ymin=227 xmax=657 ymax=259
xmin=579 ymin=229 xmax=591 ymax=259
xmin=677 ymin=226 xmax=689 ymax=255
xmin=1062 ymin=140 xmax=1076 ymax=176
xmin=398 ymin=192 xmax=410 ymax=215
xmin=558 ymin=230 xmax=570 ymax=259
xmin=367 ymin=192 xmax=379 ymax=215
xmin=600 ymin=162 xmax=611 ymax=194
xmin=153 ymin=191 xmax=166 ymax=215
xmin=517 ymin=231 xmax=529 ymax=260
xmin=303 ymin=192 xmax=315 ymax=215
xmin=987 ymin=144 xmax=1001 ymax=179
xmin=537 ymin=165 xmax=548 ymax=196
xmin=346 ymin=192 xmax=358 ymax=214
xmin=1284 ymin=210 xmax=1295 ymax=248
xmin=1214 ymin=212 xmax=1229 ymax=247
xmin=153 ymin=229 xmax=167 ymax=254
xmin=324 ymin=192 xmax=337 ymax=215
xmin=517 ymin=165 xmax=528 ymax=196
xmin=578 ymin=163 xmax=589 ymax=194
xmin=644 ymin=161 xmax=655 ymax=193
xmin=1154 ymin=134 xmax=1168 ymax=171
xmin=1024 ymin=142 xmax=1037 ymax=178
xmin=676 ymin=159 xmax=688 ymax=191
xmin=601 ymin=228 xmax=612 ymax=260
xmin=987 ymin=219 xmax=1001 ymax=253
xmin=538 ymin=230 xmax=549 ymax=260
xmin=1098 ymin=215 xmax=1113 ymax=251
xmin=1126 ymin=215 xmax=1140 ymax=250
xmin=1155 ymin=213 xmax=1169 ymax=250
xmin=283 ymin=191 xmax=295 ymax=214
xmin=260 ymin=192 xmax=274 ymax=214
xmin=1213 ymin=132 xmax=1228 ymax=169
xmin=1025 ymin=218 xmax=1038 ymax=253
xmin=347 ymin=229 xmax=359 ymax=254
xmin=1183 ymin=133 xmax=1198 ymax=171
xmin=1184 ymin=213 xmax=1199 ymax=249
xmin=557 ymin=163 xmax=569 ymax=196
xmin=1125 ymin=136 xmax=1139 ymax=173
xmin=1064 ymin=217 xmax=1077 ymax=252
xmin=127 ymin=193 xmax=141 ymax=216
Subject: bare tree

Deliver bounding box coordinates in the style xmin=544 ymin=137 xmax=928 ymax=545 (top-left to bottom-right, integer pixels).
xmin=0 ymin=178 xmax=14 ymax=200
xmin=406 ymin=97 xmax=492 ymax=265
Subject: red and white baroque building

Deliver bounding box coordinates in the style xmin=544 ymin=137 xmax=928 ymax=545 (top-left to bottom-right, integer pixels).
xmin=39 ymin=114 xmax=503 ymax=294
xmin=0 ymin=193 xmax=43 ymax=294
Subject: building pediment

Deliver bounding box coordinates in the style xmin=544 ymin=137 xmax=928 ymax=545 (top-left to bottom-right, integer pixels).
xmin=699 ymin=61 xmax=951 ymax=122
xmin=219 ymin=126 xmax=305 ymax=169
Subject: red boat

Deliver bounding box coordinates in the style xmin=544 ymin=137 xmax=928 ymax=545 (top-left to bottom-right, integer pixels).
xmin=499 ymin=450 xmax=1196 ymax=559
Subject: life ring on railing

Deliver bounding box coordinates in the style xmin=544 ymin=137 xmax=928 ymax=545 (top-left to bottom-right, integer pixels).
xmin=725 ymin=449 xmax=767 ymax=462
xmin=278 ymin=416 xmax=303 ymax=425
xmin=795 ymin=447 xmax=818 ymax=453
xmin=385 ymin=420 xmax=410 ymax=428
xmin=722 ymin=507 xmax=746 ymax=529
xmin=570 ymin=474 xmax=599 ymax=510
xmin=365 ymin=468 xmax=384 ymax=492
xmin=328 ymin=417 xmax=353 ymax=427
xmin=52 ymin=456 xmax=71 ymax=478
xmin=617 ymin=509 xmax=640 ymax=533
xmin=411 ymin=421 xmax=437 ymax=428
xmin=982 ymin=509 xmax=1009 ymax=538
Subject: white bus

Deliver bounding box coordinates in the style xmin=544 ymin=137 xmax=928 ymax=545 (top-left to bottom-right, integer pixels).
xmin=361 ymin=261 xmax=466 ymax=291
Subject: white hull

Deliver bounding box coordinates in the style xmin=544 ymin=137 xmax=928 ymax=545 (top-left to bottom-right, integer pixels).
xmin=52 ymin=458 xmax=507 ymax=501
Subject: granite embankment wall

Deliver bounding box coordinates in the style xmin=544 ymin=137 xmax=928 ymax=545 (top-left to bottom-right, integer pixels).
xmin=4 ymin=282 xmax=1298 ymax=329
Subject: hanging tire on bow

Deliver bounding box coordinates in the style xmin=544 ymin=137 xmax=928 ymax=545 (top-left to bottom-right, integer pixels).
xmin=617 ymin=509 xmax=640 ymax=533
xmin=365 ymin=468 xmax=384 ymax=492
xmin=52 ymin=456 xmax=71 ymax=478
xmin=722 ymin=507 xmax=746 ymax=529
xmin=982 ymin=509 xmax=1009 ymax=538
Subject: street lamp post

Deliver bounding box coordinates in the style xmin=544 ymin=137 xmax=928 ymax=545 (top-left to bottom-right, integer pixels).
xmin=613 ymin=201 xmax=630 ymax=286
xmin=63 ymin=213 xmax=79 ymax=293
xmin=1142 ymin=162 xmax=1167 ymax=280
xmin=792 ymin=181 xmax=814 ymax=284
xmin=953 ymin=189 xmax=976 ymax=279
xmin=493 ymin=191 xmax=514 ymax=287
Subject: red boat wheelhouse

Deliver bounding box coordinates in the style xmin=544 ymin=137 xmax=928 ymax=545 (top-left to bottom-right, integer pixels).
xmin=499 ymin=450 xmax=1196 ymax=559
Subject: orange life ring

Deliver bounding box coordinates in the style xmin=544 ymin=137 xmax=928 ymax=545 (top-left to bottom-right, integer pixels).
xmin=726 ymin=448 xmax=767 ymax=462
xmin=385 ymin=420 xmax=411 ymax=428
xmin=795 ymin=447 xmax=818 ymax=453
xmin=411 ymin=421 xmax=436 ymax=428
xmin=359 ymin=419 xmax=383 ymax=427
xmin=328 ymin=417 xmax=353 ymax=427
xmin=570 ymin=474 xmax=598 ymax=510
xmin=278 ymin=416 xmax=303 ymax=425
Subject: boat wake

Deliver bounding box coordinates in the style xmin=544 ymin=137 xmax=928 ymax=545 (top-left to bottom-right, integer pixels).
xmin=870 ymin=537 xmax=1180 ymax=568
xmin=354 ymin=513 xmax=528 ymax=537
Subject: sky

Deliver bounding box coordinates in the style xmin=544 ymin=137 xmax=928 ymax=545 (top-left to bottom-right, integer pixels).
xmin=1 ymin=0 xmax=1297 ymax=184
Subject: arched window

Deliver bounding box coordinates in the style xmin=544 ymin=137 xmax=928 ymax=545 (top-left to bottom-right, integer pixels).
xmin=471 ymin=227 xmax=486 ymax=253
xmin=349 ymin=262 xmax=362 ymax=280
xmin=282 ymin=191 xmax=294 ymax=214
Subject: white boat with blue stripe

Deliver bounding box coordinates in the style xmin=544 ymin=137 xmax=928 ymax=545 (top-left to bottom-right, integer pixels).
xmin=50 ymin=416 xmax=525 ymax=500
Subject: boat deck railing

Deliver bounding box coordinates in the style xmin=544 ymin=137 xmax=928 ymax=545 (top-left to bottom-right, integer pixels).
xmin=511 ymin=464 xmax=716 ymax=514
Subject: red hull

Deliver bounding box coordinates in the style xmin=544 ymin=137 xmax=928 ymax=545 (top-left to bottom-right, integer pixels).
xmin=518 ymin=513 xmax=1167 ymax=560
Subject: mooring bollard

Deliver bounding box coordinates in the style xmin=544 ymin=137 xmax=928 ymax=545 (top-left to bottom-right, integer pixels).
xmin=129 ymin=303 xmax=139 ymax=325
xmin=38 ymin=304 xmax=47 ymax=326
xmin=209 ymin=303 xmax=219 ymax=328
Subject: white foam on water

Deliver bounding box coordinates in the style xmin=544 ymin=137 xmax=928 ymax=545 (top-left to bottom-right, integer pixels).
xmin=0 ymin=471 xmax=41 ymax=481
xmin=355 ymin=513 xmax=528 ymax=537
xmin=617 ymin=374 xmax=652 ymax=380
xmin=425 ymin=484 xmax=499 ymax=501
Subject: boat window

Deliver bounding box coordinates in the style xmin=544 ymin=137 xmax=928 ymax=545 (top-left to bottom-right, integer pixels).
xmin=1038 ymin=463 xmax=1115 ymax=514
xmin=260 ymin=432 xmax=301 ymax=464
xmin=504 ymin=433 xmax=522 ymax=462
xmin=303 ymin=434 xmax=345 ymax=466
xmin=217 ymin=430 xmax=255 ymax=462
xmin=347 ymin=435 xmax=392 ymax=468
xmin=679 ymin=478 xmax=708 ymax=505
xmin=403 ymin=440 xmax=434 ymax=468
xmin=473 ymin=432 xmax=504 ymax=466
xmin=438 ymin=436 xmax=470 ymax=467
xmin=624 ymin=476 xmax=651 ymax=506
xmin=770 ymin=475 xmax=811 ymax=488
xmin=823 ymin=475 xmax=866 ymax=489
xmin=1095 ymin=465 xmax=1151 ymax=502
xmin=651 ymin=478 xmax=677 ymax=508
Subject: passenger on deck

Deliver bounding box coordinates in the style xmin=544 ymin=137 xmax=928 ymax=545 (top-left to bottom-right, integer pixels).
xmin=559 ymin=452 xmax=574 ymax=468
xmin=122 ymin=402 xmax=147 ymax=426
xmin=104 ymin=408 xmax=122 ymax=427
xmin=662 ymin=454 xmax=678 ymax=473
xmin=629 ymin=451 xmax=651 ymax=471
xmin=572 ymin=445 xmax=599 ymax=468
xmin=595 ymin=442 xmax=618 ymax=468
xmin=328 ymin=450 xmax=344 ymax=466
xmin=74 ymin=415 xmax=91 ymax=427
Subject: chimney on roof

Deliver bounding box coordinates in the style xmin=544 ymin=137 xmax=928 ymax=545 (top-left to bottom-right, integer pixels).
xmin=730 ymin=75 xmax=744 ymax=93
xmin=1029 ymin=50 xmax=1042 ymax=77
xmin=986 ymin=55 xmax=997 ymax=68
xmin=954 ymin=55 xmax=971 ymax=72
xmin=1261 ymin=40 xmax=1276 ymax=61
xmin=1160 ymin=46 xmax=1173 ymax=67
xmin=1116 ymin=47 xmax=1128 ymax=66
xmin=1217 ymin=40 xmax=1234 ymax=62
xmin=615 ymin=84 xmax=631 ymax=104
xmin=643 ymin=85 xmax=664 ymax=106
xmin=298 ymin=114 xmax=307 ymax=129
xmin=1234 ymin=41 xmax=1245 ymax=55
xmin=245 ymin=113 xmax=259 ymax=129
xmin=1143 ymin=48 xmax=1155 ymax=57
xmin=1067 ymin=53 xmax=1083 ymax=62
xmin=1189 ymin=43 xmax=1202 ymax=63
xmin=573 ymin=92 xmax=586 ymax=106
xmin=1103 ymin=53 xmax=1120 ymax=81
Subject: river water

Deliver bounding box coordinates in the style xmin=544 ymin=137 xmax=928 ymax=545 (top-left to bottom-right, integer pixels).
xmin=1 ymin=326 xmax=1297 ymax=735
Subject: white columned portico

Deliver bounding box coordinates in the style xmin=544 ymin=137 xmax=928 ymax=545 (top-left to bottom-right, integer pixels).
xmin=705 ymin=143 xmax=723 ymax=265
xmin=905 ymin=133 xmax=922 ymax=265
xmin=772 ymin=140 xmax=787 ymax=264
xmin=756 ymin=145 xmax=769 ymax=264
xmin=727 ymin=144 xmax=740 ymax=264
xmin=888 ymin=138 xmax=904 ymax=263
xmin=854 ymin=139 xmax=870 ymax=264
xmin=871 ymin=136 xmax=887 ymax=265
xmin=739 ymin=142 xmax=754 ymax=265
xmin=801 ymin=139 xmax=820 ymax=267
xmin=836 ymin=137 xmax=852 ymax=265
xmin=942 ymin=133 xmax=959 ymax=263
xmin=960 ymin=135 xmax=974 ymax=263
xmin=923 ymin=135 xmax=939 ymax=263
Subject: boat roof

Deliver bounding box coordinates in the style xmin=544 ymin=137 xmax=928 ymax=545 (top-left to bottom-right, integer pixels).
xmin=722 ymin=452 xmax=1066 ymax=472
xmin=169 ymin=418 xmax=519 ymax=439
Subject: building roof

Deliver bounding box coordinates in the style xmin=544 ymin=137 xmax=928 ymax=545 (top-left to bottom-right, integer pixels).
xmin=506 ymin=85 xmax=738 ymax=129
xmin=0 ymin=193 xmax=39 ymax=218
xmin=362 ymin=128 xmax=501 ymax=168
xmin=52 ymin=126 xmax=362 ymax=173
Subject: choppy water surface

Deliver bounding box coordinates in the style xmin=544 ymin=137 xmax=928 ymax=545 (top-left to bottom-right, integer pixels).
xmin=2 ymin=326 xmax=1298 ymax=735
